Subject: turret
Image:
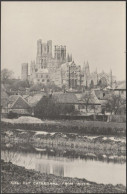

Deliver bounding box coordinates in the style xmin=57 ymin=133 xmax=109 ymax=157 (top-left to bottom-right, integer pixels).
xmin=21 ymin=63 xmax=28 ymax=80
xmin=67 ymin=53 xmax=72 ymax=62
xmin=69 ymin=54 xmax=72 ymax=62
xmin=67 ymin=53 xmax=70 ymax=62
xmin=30 ymin=61 xmax=36 ymax=75
xmin=110 ymin=69 xmax=112 ymax=88
xmin=54 ymin=45 xmax=66 ymax=62
xmin=37 ymin=39 xmax=42 ymax=57
xmin=85 ymin=61 xmax=90 ymax=77
xmin=82 ymin=61 xmax=85 ymax=72
xmin=47 ymin=40 xmax=52 ymax=58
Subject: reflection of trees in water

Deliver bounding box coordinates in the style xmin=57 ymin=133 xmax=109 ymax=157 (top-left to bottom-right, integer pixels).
xmin=1 ymin=150 xmax=20 ymax=163
xmin=1 ymin=149 xmax=33 ymax=169
xmin=36 ymin=163 xmax=50 ymax=174
xmin=22 ymin=156 xmax=33 ymax=169
xmin=2 ymin=146 xmax=126 ymax=165
xmin=35 ymin=158 xmax=65 ymax=176
xmin=53 ymin=164 xmax=64 ymax=177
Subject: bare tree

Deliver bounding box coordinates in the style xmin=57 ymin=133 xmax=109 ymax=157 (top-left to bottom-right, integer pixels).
xmin=81 ymin=90 xmax=92 ymax=112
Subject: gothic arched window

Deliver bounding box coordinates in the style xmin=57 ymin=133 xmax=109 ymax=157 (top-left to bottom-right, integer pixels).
xmin=98 ymin=77 xmax=107 ymax=87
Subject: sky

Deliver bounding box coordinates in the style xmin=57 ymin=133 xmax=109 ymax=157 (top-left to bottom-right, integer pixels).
xmin=1 ymin=1 xmax=126 ymax=80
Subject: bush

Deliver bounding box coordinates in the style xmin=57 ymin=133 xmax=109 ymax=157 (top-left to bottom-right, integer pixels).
xmin=34 ymin=96 xmax=75 ymax=119
xmin=8 ymin=111 xmax=18 ymax=119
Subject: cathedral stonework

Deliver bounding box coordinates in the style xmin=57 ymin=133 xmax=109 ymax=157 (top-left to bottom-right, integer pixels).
xmin=83 ymin=62 xmax=114 ymax=88
xmin=21 ymin=63 xmax=28 ymax=80
xmin=21 ymin=39 xmax=115 ymax=89
xmin=27 ymin=39 xmax=67 ymax=85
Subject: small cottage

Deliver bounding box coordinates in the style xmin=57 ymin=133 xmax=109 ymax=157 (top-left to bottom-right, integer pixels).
xmin=7 ymin=95 xmax=32 ymax=115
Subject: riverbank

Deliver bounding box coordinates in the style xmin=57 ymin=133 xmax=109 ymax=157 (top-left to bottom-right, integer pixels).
xmin=1 ymin=125 xmax=126 ymax=162
xmin=1 ymin=126 xmax=126 ymax=160
xmin=1 ymin=119 xmax=126 ymax=136
xmin=1 ymin=160 xmax=126 ymax=193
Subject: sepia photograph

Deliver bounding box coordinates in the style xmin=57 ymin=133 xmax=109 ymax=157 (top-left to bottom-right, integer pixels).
xmin=1 ymin=1 xmax=126 ymax=193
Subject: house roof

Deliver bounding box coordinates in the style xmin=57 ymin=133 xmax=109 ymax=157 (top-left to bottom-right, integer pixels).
xmin=99 ymin=99 xmax=107 ymax=106
xmin=115 ymin=82 xmax=126 ymax=90
xmin=80 ymin=90 xmax=101 ymax=105
xmin=22 ymin=95 xmax=30 ymax=99
xmin=27 ymin=93 xmax=47 ymax=107
xmin=94 ymin=90 xmax=102 ymax=99
xmin=75 ymin=93 xmax=82 ymax=101
xmin=52 ymin=91 xmax=101 ymax=105
xmin=8 ymin=95 xmax=19 ymax=105
xmin=90 ymin=90 xmax=101 ymax=104
xmin=94 ymin=89 xmax=110 ymax=100
xmin=52 ymin=92 xmax=79 ymax=104
xmin=8 ymin=95 xmax=31 ymax=109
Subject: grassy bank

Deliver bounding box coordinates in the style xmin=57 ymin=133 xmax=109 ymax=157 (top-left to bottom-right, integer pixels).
xmin=1 ymin=160 xmax=126 ymax=193
xmin=1 ymin=119 xmax=126 ymax=136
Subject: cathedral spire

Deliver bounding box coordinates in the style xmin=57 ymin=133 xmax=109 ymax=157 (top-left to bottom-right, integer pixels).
xmin=70 ymin=54 xmax=72 ymax=62
xmin=67 ymin=53 xmax=70 ymax=62
xmin=110 ymin=68 xmax=112 ymax=75
xmin=86 ymin=61 xmax=89 ymax=67
xmin=85 ymin=61 xmax=90 ymax=77
xmin=110 ymin=69 xmax=112 ymax=88
xmin=67 ymin=53 xmax=72 ymax=62
xmin=83 ymin=60 xmax=85 ymax=72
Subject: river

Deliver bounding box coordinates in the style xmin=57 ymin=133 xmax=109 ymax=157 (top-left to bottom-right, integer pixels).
xmin=1 ymin=149 xmax=126 ymax=186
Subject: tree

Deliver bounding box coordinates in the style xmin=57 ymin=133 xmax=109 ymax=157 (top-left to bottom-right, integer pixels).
xmin=11 ymin=80 xmax=30 ymax=91
xmin=45 ymin=82 xmax=62 ymax=92
xmin=29 ymin=82 xmax=62 ymax=93
xmin=106 ymin=92 xmax=126 ymax=115
xmin=34 ymin=96 xmax=75 ymax=119
xmin=29 ymin=83 xmax=45 ymax=92
xmin=81 ymin=90 xmax=92 ymax=112
xmin=60 ymin=104 xmax=75 ymax=115
xmin=1 ymin=69 xmax=14 ymax=84
xmin=34 ymin=96 xmax=61 ymax=118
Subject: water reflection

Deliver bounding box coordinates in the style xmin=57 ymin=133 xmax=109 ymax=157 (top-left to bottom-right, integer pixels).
xmin=53 ymin=165 xmax=64 ymax=177
xmin=2 ymin=145 xmax=126 ymax=164
xmin=36 ymin=163 xmax=50 ymax=174
xmin=1 ymin=149 xmax=126 ymax=186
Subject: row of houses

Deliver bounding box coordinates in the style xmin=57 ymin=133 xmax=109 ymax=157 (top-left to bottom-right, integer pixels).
xmin=1 ymin=82 xmax=126 ymax=118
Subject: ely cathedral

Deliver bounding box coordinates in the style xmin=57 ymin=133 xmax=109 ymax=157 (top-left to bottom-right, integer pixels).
xmin=21 ymin=39 xmax=115 ymax=89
